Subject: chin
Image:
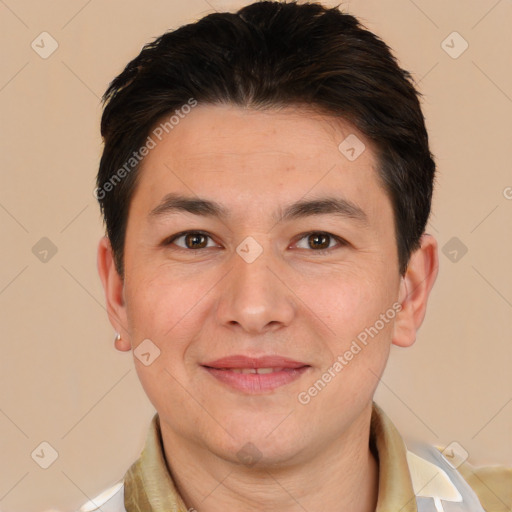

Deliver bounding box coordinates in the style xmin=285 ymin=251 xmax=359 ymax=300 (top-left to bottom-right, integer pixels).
xmin=208 ymin=419 xmax=309 ymax=468
xmin=222 ymin=441 xmax=304 ymax=470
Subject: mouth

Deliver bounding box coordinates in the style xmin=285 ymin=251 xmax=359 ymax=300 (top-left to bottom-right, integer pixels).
xmin=201 ymin=355 xmax=311 ymax=393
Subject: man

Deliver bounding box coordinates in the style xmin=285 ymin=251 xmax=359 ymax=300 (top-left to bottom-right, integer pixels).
xmin=92 ymin=1 xmax=511 ymax=511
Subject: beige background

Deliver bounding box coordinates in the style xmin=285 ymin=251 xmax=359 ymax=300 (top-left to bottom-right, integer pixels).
xmin=0 ymin=0 xmax=511 ymax=511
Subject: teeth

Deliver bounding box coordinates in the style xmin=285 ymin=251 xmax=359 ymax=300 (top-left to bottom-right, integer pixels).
xmin=257 ymin=367 xmax=280 ymax=374
xmin=228 ymin=367 xmax=284 ymax=374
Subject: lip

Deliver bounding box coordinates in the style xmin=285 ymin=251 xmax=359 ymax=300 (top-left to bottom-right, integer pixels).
xmin=201 ymin=355 xmax=311 ymax=393
xmin=203 ymin=355 xmax=308 ymax=369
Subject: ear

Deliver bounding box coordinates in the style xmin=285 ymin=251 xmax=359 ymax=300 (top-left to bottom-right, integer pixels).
xmin=392 ymin=234 xmax=439 ymax=348
xmin=97 ymin=236 xmax=131 ymax=351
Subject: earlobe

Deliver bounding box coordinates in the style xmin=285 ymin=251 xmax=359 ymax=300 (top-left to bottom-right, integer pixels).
xmin=392 ymin=234 xmax=439 ymax=348
xmin=97 ymin=236 xmax=131 ymax=351
xmin=114 ymin=332 xmax=131 ymax=352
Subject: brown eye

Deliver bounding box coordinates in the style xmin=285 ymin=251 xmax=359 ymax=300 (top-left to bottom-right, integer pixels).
xmin=165 ymin=231 xmax=217 ymax=250
xmin=294 ymin=231 xmax=347 ymax=254
xmin=308 ymin=233 xmax=330 ymax=250
xmin=184 ymin=233 xmax=208 ymax=249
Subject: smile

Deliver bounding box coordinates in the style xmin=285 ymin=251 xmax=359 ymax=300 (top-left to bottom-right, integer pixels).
xmin=201 ymin=355 xmax=311 ymax=393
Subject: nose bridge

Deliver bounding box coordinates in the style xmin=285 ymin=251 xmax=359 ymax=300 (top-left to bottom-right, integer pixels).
xmin=217 ymin=236 xmax=295 ymax=333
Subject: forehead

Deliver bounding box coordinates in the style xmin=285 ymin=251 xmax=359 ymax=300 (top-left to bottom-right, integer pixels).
xmin=146 ymin=104 xmax=373 ymax=167
xmin=130 ymin=104 xmax=390 ymax=225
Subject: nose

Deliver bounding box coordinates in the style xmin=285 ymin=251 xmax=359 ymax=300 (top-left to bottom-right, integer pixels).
xmin=215 ymin=244 xmax=296 ymax=335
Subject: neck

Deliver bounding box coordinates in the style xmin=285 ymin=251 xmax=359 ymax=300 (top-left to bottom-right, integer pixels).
xmin=160 ymin=405 xmax=379 ymax=512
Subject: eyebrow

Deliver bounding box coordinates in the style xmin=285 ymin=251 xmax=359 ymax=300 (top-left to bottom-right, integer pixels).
xmin=148 ymin=192 xmax=368 ymax=225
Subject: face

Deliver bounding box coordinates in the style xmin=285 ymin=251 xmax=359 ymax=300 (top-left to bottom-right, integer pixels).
xmin=106 ymin=104 xmax=409 ymax=466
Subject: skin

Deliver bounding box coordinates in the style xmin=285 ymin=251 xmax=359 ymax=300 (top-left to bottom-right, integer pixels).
xmin=98 ymin=104 xmax=438 ymax=512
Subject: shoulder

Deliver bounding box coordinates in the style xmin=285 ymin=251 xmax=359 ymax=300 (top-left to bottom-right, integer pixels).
xmin=78 ymin=481 xmax=126 ymax=512
xmin=406 ymin=442 xmax=511 ymax=511
xmin=456 ymin=457 xmax=512 ymax=512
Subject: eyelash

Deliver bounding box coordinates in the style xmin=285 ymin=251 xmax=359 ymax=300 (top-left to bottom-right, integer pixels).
xmin=163 ymin=230 xmax=347 ymax=255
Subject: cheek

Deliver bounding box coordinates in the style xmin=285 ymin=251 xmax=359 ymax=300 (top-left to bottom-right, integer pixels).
xmin=298 ymin=266 xmax=397 ymax=341
xmin=296 ymin=275 xmax=396 ymax=419
xmin=125 ymin=266 xmax=204 ymax=338
xmin=124 ymin=271 xmax=203 ymax=416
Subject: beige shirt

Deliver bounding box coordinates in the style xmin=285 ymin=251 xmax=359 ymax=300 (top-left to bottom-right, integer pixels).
xmin=82 ymin=402 xmax=512 ymax=511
